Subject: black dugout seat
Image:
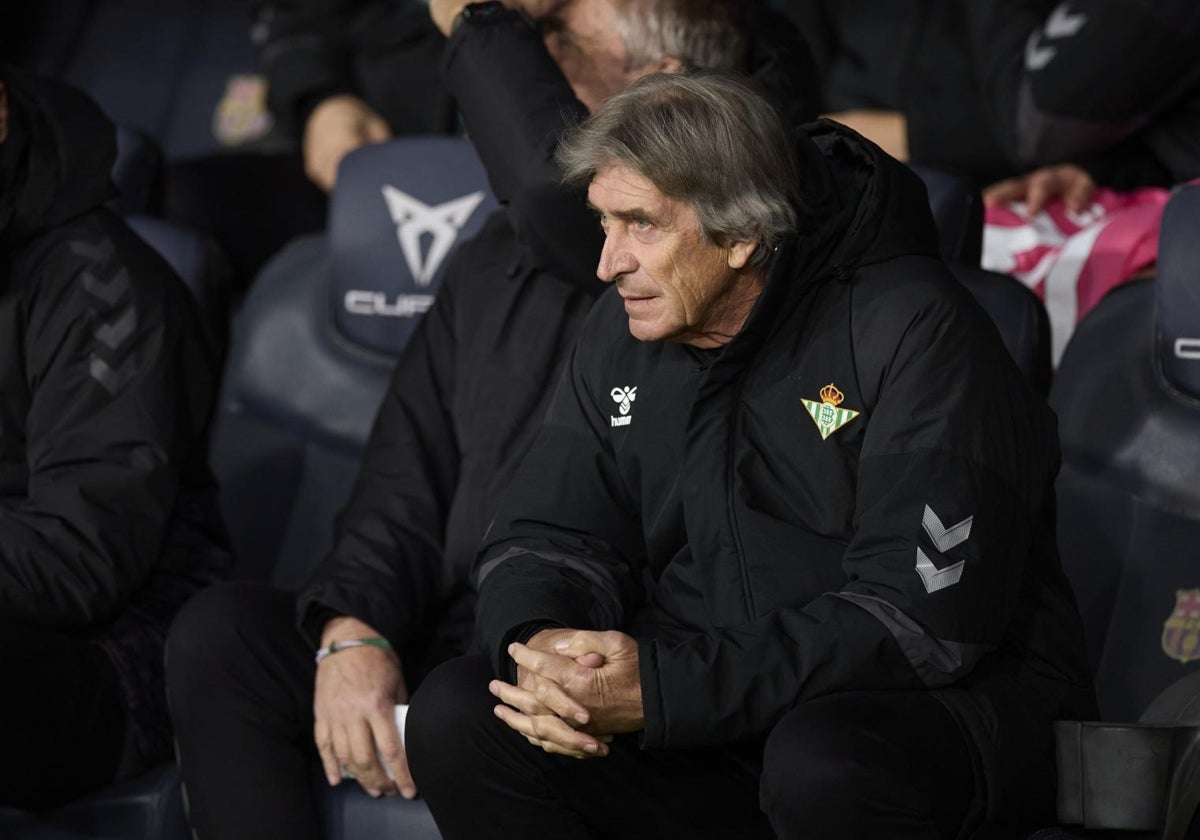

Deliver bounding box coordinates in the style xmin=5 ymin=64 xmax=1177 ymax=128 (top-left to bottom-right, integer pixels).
xmin=910 ymin=164 xmax=1052 ymax=393
xmin=1041 ymin=184 xmax=1200 ymax=836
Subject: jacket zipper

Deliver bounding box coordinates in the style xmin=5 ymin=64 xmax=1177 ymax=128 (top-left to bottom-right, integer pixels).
xmin=726 ymin=374 xmax=756 ymax=620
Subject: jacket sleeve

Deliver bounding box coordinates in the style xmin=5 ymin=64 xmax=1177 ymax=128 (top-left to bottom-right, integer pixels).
xmin=256 ymin=0 xmax=361 ymax=133
xmin=440 ymin=10 xmax=605 ymax=296
xmin=0 ymin=228 xmax=199 ymax=627
xmin=966 ymin=0 xmax=1200 ymax=178
xmin=472 ymin=327 xmax=646 ymax=678
xmin=640 ymin=270 xmax=1057 ymax=748
xmin=256 ymin=0 xmax=447 ymax=136
xmin=295 ymin=254 xmax=462 ymax=650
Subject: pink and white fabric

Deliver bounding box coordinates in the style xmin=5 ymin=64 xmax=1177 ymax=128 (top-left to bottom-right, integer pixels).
xmin=983 ymin=186 xmax=1174 ymax=365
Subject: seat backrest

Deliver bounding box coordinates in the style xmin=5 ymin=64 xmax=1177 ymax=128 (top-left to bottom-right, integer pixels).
xmin=952 ymin=264 xmax=1052 ymax=394
xmin=110 ymin=125 xmax=163 ymax=215
xmin=124 ymin=213 xmax=232 ymax=345
xmin=910 ymin=164 xmax=984 ymax=266
xmin=1049 ymin=184 xmax=1200 ymax=721
xmin=911 ymin=165 xmax=1052 ymax=392
xmin=209 ymin=136 xmax=498 ymax=587
xmin=51 ymin=0 xmax=262 ymax=158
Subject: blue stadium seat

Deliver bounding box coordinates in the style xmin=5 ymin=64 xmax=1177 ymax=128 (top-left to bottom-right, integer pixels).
xmin=32 ymin=0 xmax=263 ymax=158
xmin=125 ymin=214 xmax=233 ymax=343
xmin=911 ymin=165 xmax=1052 ymax=391
xmin=910 ymin=163 xmax=984 ymax=266
xmin=1043 ymin=184 xmax=1200 ymax=833
xmin=108 ymin=125 xmax=232 ymax=339
xmin=110 ymin=126 xmax=163 ymax=216
xmin=210 ymin=135 xmax=498 ymax=587
xmin=0 ymin=742 xmax=192 ymax=840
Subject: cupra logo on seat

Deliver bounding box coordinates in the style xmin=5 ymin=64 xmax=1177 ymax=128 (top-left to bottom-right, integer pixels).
xmin=380 ymin=186 xmax=486 ymax=286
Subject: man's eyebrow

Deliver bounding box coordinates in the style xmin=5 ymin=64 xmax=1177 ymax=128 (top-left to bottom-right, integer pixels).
xmin=586 ymin=201 xmax=655 ymax=222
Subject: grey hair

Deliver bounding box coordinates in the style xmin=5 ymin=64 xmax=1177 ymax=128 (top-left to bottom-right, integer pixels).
xmin=557 ymin=71 xmax=802 ymax=268
xmin=613 ymin=0 xmax=747 ymax=73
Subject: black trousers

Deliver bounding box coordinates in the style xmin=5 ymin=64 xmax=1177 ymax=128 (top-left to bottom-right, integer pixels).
xmin=0 ymin=620 xmax=128 ymax=810
xmin=166 ymin=582 xmax=326 ymax=840
xmin=407 ymin=655 xmax=981 ymax=840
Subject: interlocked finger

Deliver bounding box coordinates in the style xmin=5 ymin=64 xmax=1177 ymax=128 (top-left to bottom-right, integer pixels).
xmin=492 ymin=703 xmax=607 ymax=759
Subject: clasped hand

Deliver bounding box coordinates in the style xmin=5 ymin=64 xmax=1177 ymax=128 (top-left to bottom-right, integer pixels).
xmin=490 ymin=628 xmax=644 ymax=759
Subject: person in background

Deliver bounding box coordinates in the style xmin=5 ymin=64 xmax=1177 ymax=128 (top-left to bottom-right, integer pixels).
xmin=781 ymin=0 xmax=1200 ymax=201
xmin=0 ymin=65 xmax=229 ymax=810
xmin=254 ymin=0 xmax=457 ymax=193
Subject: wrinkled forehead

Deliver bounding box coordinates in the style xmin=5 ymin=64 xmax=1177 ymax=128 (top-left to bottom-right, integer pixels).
xmin=588 ymin=163 xmax=665 ymax=210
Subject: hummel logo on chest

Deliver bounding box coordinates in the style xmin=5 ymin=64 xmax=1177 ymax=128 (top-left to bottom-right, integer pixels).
xmin=610 ymin=386 xmax=637 ymax=427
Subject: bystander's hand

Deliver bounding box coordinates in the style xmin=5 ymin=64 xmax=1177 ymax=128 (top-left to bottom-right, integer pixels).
xmin=313 ymin=616 xmax=414 ymax=799
xmin=302 ymin=95 xmax=391 ymax=192
xmin=490 ymin=628 xmax=643 ymax=758
xmin=984 ymin=163 xmax=1097 ymax=216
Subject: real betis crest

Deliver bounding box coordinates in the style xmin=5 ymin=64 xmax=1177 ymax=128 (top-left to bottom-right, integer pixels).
xmin=802 ymin=383 xmax=860 ymax=440
xmin=1162 ymin=589 xmax=1200 ymax=664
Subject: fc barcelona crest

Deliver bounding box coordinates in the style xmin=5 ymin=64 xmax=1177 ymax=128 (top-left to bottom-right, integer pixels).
xmin=802 ymin=383 xmax=860 ymax=441
xmin=1162 ymin=589 xmax=1200 ymax=664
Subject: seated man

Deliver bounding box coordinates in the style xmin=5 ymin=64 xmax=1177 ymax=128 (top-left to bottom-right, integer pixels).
xmin=0 ymin=66 xmax=230 ymax=809
xmin=165 ymin=2 xmax=817 ymax=839
xmin=407 ymin=71 xmax=1097 ymax=839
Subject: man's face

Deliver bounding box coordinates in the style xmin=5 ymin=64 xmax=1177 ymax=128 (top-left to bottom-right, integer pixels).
xmin=588 ymin=163 xmax=762 ymax=348
xmin=543 ymin=0 xmax=648 ymax=111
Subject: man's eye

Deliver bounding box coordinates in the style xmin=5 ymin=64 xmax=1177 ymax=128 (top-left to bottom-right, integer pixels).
xmin=598 ymin=215 xmax=610 ymax=231
xmin=633 ymin=218 xmax=652 ymax=231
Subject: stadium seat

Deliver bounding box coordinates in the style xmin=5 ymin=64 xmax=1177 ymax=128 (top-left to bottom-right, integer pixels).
xmin=0 ymin=764 xmax=190 ymax=840
xmin=911 ymin=165 xmax=1052 ymax=391
xmin=23 ymin=0 xmax=263 ymax=158
xmin=209 ymin=135 xmax=498 ymax=588
xmin=110 ymin=126 xmax=163 ymax=216
xmin=910 ymin=163 xmax=984 ymax=266
xmin=1043 ymin=184 xmax=1200 ymax=834
xmin=125 ymin=214 xmax=233 ymax=346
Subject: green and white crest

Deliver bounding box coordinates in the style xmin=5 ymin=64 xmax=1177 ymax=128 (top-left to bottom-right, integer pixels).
xmin=802 ymin=383 xmax=860 ymax=440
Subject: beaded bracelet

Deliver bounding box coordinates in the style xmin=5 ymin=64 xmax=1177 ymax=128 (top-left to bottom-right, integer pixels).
xmin=314 ymin=637 xmax=393 ymax=664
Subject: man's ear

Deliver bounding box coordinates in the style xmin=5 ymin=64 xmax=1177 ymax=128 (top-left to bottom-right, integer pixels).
xmin=727 ymin=239 xmax=759 ymax=270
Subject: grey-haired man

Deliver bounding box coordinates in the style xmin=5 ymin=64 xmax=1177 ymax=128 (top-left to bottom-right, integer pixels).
xmin=407 ymin=72 xmax=1096 ymax=839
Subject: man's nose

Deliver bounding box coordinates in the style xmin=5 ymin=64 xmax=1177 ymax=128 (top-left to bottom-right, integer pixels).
xmin=597 ymin=234 xmax=635 ymax=283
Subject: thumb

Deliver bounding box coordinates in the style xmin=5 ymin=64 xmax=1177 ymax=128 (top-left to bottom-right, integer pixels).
xmin=574 ymin=652 xmax=605 ymax=668
xmin=364 ymin=115 xmax=392 ymax=144
xmin=554 ymin=630 xmax=609 ymax=662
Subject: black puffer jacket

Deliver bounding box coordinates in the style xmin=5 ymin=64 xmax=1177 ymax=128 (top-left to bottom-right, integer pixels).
xmin=474 ymin=122 xmax=1096 ymax=816
xmin=295 ymin=6 xmax=821 ymax=675
xmin=0 ymin=68 xmax=231 ymax=767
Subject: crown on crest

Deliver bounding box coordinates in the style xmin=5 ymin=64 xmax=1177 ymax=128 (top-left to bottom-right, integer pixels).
xmin=819 ymin=383 xmax=844 ymax=406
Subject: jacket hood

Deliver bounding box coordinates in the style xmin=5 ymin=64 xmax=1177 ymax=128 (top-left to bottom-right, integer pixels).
xmin=726 ymin=121 xmax=941 ymax=353
xmin=799 ymin=119 xmax=941 ymax=272
xmin=0 ymin=65 xmax=116 ymax=248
